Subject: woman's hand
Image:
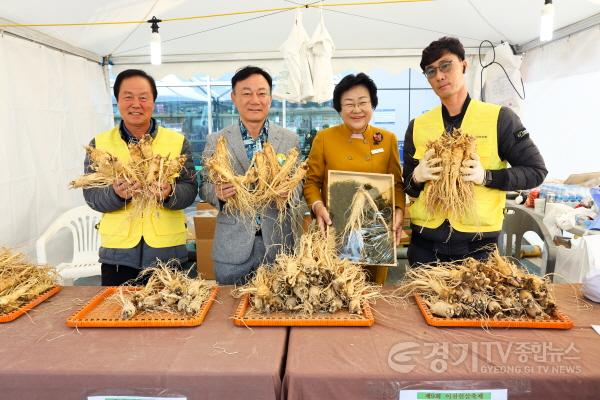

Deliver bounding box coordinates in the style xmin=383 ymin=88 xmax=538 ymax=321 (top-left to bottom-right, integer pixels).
xmin=393 ymin=207 xmax=404 ymax=246
xmin=312 ymin=201 xmax=332 ymax=234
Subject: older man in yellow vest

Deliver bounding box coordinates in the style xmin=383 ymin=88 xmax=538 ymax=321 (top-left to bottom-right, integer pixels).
xmin=83 ymin=69 xmax=198 ymax=285
xmin=402 ymin=37 xmax=547 ymax=266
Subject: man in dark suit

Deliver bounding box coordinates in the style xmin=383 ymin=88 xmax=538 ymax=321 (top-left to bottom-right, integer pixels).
xmin=201 ymin=66 xmax=299 ymax=284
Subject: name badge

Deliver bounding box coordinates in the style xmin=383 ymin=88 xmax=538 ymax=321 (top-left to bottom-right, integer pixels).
xmin=371 ymin=148 xmax=384 ymax=154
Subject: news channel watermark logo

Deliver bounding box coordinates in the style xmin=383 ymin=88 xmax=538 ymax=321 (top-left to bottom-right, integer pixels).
xmin=388 ymin=340 xmax=581 ymax=374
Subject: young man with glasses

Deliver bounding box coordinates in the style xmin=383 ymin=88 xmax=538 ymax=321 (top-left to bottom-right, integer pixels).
xmin=402 ymin=37 xmax=547 ymax=266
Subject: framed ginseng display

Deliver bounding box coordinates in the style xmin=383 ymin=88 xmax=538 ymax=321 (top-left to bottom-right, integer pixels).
xmin=327 ymin=170 xmax=396 ymax=267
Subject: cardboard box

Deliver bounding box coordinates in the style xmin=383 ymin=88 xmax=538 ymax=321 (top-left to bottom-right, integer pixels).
xmin=197 ymin=202 xmax=216 ymax=211
xmin=564 ymin=171 xmax=600 ymax=186
xmin=195 ymin=239 xmax=214 ymax=280
xmin=194 ymin=213 xmax=217 ymax=240
xmin=194 ymin=202 xmax=218 ymax=280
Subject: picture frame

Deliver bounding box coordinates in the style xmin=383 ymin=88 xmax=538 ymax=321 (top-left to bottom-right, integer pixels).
xmin=327 ymin=170 xmax=396 ymax=267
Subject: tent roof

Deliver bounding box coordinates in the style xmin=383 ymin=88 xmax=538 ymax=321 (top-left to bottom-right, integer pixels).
xmin=1 ymin=0 xmax=600 ymax=62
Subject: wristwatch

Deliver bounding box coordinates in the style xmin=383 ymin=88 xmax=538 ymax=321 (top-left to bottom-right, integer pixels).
xmin=482 ymin=169 xmax=493 ymax=186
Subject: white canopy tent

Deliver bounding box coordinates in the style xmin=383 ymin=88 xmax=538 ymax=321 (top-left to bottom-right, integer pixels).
xmin=0 ymin=0 xmax=598 ymax=71
xmin=1 ymin=0 xmax=600 ymax=255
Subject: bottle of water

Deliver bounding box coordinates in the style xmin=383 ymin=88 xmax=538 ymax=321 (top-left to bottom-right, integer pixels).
xmin=568 ymin=190 xmax=577 ymax=207
xmin=539 ymin=184 xmax=547 ymax=199
xmin=557 ymin=187 xmax=566 ymax=203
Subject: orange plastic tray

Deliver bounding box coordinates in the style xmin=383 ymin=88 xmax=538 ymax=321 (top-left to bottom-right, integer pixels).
xmin=414 ymin=294 xmax=573 ymax=329
xmin=66 ymin=286 xmax=219 ymax=328
xmin=0 ymin=285 xmax=62 ymax=323
xmin=233 ymin=294 xmax=374 ymax=327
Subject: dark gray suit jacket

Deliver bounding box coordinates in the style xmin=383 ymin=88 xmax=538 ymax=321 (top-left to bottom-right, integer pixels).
xmin=200 ymin=123 xmax=300 ymax=266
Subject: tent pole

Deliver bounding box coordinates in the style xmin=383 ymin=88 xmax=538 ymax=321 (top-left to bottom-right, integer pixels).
xmin=0 ymin=17 xmax=101 ymax=63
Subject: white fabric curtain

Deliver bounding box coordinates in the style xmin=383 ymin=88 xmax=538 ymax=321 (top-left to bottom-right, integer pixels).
xmin=481 ymin=42 xmax=524 ymax=117
xmin=0 ymin=34 xmax=113 ymax=255
xmin=520 ymin=27 xmax=600 ymax=179
xmin=521 ymin=26 xmax=600 ymax=83
xmin=464 ymin=54 xmax=483 ymax=100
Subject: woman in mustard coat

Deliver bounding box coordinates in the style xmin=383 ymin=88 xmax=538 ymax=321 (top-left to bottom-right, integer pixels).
xmin=303 ymin=73 xmax=405 ymax=247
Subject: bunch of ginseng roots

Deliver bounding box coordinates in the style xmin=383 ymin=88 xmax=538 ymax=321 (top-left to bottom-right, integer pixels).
xmin=340 ymin=184 xmax=395 ymax=265
xmin=204 ymin=136 xmax=307 ymax=218
xmin=395 ymin=247 xmax=558 ymax=321
xmin=0 ymin=248 xmax=58 ymax=315
xmin=116 ymin=261 xmax=215 ymax=319
xmin=232 ymin=229 xmax=383 ymax=315
xmin=423 ymin=128 xmax=476 ymax=219
xmin=70 ymin=134 xmax=187 ymax=214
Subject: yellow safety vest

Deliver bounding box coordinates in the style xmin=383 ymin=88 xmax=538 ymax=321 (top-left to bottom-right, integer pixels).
xmin=95 ymin=126 xmax=187 ymax=248
xmin=409 ymin=100 xmax=507 ymax=232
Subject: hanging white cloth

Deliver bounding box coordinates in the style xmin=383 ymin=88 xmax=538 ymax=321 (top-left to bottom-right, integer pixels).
xmin=308 ymin=12 xmax=335 ymax=103
xmin=481 ymin=42 xmax=524 ymax=117
xmin=273 ymin=10 xmax=314 ymax=103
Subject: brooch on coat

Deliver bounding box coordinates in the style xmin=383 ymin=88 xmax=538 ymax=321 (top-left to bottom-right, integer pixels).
xmin=276 ymin=153 xmax=287 ymax=166
xmin=372 ymin=131 xmax=383 ymax=145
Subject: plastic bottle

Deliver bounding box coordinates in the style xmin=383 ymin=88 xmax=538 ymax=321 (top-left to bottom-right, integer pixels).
xmin=539 ymin=184 xmax=546 ymax=199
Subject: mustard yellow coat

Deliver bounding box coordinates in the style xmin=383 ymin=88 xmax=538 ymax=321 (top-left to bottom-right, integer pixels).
xmin=303 ymin=124 xmax=405 ymax=210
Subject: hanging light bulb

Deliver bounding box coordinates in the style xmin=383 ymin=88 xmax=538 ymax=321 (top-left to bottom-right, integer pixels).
xmin=540 ymin=0 xmax=554 ymax=42
xmin=148 ymin=16 xmax=162 ymax=65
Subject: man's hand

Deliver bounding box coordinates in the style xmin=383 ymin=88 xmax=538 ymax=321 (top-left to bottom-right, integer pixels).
xmin=113 ymin=179 xmax=141 ymax=200
xmin=393 ymin=208 xmax=404 ymax=246
xmin=312 ymin=201 xmax=332 ymax=234
xmin=216 ymin=183 xmax=236 ymax=201
xmin=413 ymin=149 xmax=443 ymax=184
xmin=277 ymin=189 xmax=291 ymax=201
xmin=461 ymin=153 xmax=485 ymax=185
xmin=150 ymin=182 xmax=173 ymax=201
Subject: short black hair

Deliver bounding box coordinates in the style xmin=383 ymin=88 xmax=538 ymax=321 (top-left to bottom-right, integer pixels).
xmin=332 ymin=73 xmax=378 ymax=113
xmin=420 ymin=36 xmax=465 ymax=71
xmin=113 ymin=69 xmax=158 ymax=101
xmin=231 ymin=66 xmax=273 ymax=92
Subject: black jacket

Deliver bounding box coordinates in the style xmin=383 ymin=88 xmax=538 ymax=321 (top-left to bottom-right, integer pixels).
xmin=402 ymin=95 xmax=548 ymax=242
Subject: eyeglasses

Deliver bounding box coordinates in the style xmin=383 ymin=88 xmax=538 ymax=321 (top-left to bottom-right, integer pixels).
xmin=423 ymin=60 xmax=454 ymax=79
xmin=341 ymin=101 xmax=372 ymax=111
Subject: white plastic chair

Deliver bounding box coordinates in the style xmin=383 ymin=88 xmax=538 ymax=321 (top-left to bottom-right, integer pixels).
xmin=36 ymin=205 xmax=102 ymax=285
